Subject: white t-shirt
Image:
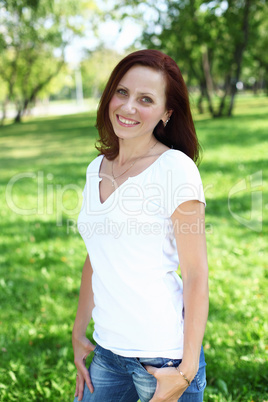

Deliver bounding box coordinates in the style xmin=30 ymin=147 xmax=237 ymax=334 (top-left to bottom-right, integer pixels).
xmin=77 ymin=149 xmax=206 ymax=358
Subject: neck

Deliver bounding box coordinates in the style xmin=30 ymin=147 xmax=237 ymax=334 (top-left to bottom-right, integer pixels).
xmin=117 ymin=135 xmax=156 ymax=166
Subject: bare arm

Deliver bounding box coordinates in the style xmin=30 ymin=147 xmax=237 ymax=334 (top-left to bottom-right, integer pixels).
xmin=172 ymin=200 xmax=209 ymax=380
xmin=73 ymin=254 xmax=95 ymax=337
xmin=72 ymin=254 xmax=96 ymax=400
xmin=146 ymin=200 xmax=209 ymax=401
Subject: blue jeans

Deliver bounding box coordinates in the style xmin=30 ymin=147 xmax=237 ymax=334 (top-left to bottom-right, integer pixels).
xmin=74 ymin=344 xmax=206 ymax=402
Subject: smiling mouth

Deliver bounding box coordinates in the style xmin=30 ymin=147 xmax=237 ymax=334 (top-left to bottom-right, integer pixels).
xmin=117 ymin=115 xmax=140 ymax=126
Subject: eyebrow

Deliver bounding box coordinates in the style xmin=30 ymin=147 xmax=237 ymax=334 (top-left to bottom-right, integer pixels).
xmin=117 ymin=84 xmax=155 ymax=97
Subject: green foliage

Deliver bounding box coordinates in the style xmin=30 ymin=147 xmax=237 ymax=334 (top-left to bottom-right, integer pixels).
xmin=242 ymin=2 xmax=268 ymax=92
xmin=0 ymin=95 xmax=267 ymax=401
xmin=113 ymin=0 xmax=267 ymax=117
xmin=80 ymin=48 xmax=124 ymax=98
xmin=0 ymin=0 xmax=99 ymax=123
xmin=0 ymin=112 xmax=98 ymax=401
xmin=193 ymin=94 xmax=268 ymax=400
xmin=0 ymin=0 xmax=42 ymax=10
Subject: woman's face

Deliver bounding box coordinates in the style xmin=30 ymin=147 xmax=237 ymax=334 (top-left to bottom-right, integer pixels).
xmin=109 ymin=65 xmax=169 ymax=141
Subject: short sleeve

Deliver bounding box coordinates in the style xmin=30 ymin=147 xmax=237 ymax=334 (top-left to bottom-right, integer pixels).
xmin=82 ymin=183 xmax=86 ymax=198
xmin=160 ymin=150 xmax=206 ymax=217
xmin=82 ymin=155 xmax=103 ymax=198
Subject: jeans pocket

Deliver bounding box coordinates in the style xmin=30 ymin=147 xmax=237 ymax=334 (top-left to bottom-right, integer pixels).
xmin=93 ymin=343 xmax=100 ymax=355
xmin=136 ymin=358 xmax=153 ymax=374
xmin=160 ymin=359 xmax=182 ymax=369
xmin=195 ymin=365 xmax=206 ymax=391
xmin=136 ymin=357 xmax=182 ymax=373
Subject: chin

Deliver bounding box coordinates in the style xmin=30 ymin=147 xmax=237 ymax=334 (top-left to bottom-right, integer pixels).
xmin=113 ymin=126 xmax=138 ymax=139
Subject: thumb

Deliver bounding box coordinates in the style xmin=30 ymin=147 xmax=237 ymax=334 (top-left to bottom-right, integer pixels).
xmin=144 ymin=365 xmax=158 ymax=377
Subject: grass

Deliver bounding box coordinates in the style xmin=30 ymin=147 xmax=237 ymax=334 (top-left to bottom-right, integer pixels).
xmin=0 ymin=94 xmax=267 ymax=401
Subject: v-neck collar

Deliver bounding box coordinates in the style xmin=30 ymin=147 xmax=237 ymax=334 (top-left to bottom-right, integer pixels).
xmin=97 ymin=150 xmax=173 ymax=205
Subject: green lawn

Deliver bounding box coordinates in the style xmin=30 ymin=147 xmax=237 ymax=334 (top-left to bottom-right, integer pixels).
xmin=0 ymin=94 xmax=267 ymax=401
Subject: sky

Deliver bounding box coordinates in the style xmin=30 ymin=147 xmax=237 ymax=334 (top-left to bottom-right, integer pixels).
xmin=65 ymin=18 xmax=143 ymax=66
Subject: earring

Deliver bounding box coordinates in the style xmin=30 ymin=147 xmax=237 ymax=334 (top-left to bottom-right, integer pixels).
xmin=164 ymin=118 xmax=170 ymax=127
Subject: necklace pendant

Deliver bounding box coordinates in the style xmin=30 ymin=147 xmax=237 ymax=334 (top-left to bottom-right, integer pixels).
xmin=111 ymin=179 xmax=115 ymax=187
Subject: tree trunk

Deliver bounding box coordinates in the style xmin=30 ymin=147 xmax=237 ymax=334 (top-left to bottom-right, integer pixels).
xmin=228 ymin=88 xmax=236 ymax=117
xmin=204 ymin=87 xmax=215 ymax=117
xmin=215 ymin=74 xmax=231 ymax=117
xmin=197 ymin=83 xmax=206 ymax=114
xmin=13 ymin=59 xmax=65 ymax=123
xmin=14 ymin=110 xmax=22 ymax=123
xmin=202 ymin=48 xmax=214 ymax=94
xmin=227 ymin=0 xmax=251 ymax=116
xmin=1 ymin=98 xmax=8 ymax=126
xmin=201 ymin=47 xmax=216 ymax=117
xmin=197 ymin=93 xmax=204 ymax=114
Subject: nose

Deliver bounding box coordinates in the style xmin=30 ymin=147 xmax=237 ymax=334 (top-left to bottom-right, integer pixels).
xmin=121 ymin=97 xmax=136 ymax=114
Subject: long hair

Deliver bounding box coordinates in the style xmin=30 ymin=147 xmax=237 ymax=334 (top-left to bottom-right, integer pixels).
xmin=96 ymin=49 xmax=200 ymax=163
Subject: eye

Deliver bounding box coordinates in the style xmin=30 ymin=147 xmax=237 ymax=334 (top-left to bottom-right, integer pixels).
xmin=116 ymin=88 xmax=127 ymax=96
xmin=141 ymin=96 xmax=153 ymax=104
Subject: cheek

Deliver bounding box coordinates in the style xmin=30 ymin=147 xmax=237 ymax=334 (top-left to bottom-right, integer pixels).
xmin=109 ymin=96 xmax=121 ymax=115
xmin=139 ymin=109 xmax=151 ymax=122
xmin=140 ymin=108 xmax=163 ymax=125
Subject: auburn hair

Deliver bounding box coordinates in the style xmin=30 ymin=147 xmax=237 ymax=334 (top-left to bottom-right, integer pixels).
xmin=96 ymin=49 xmax=200 ymax=163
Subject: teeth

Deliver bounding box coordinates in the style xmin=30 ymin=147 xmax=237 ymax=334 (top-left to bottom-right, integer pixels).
xmin=118 ymin=116 xmax=138 ymax=125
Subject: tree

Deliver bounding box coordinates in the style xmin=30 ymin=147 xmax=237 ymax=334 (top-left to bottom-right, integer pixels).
xmin=146 ymin=0 xmax=266 ymax=117
xmin=0 ymin=0 xmax=98 ymax=124
xmin=80 ymin=48 xmax=123 ymax=98
xmin=244 ymin=1 xmax=268 ymax=94
xmin=112 ymin=0 xmax=267 ymax=117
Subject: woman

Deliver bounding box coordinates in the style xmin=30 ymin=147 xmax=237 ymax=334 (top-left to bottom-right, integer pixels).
xmin=73 ymin=49 xmax=209 ymax=402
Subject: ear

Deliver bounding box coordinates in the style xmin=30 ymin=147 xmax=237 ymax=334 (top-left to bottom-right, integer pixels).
xmin=167 ymin=110 xmax=173 ymax=119
xmin=162 ymin=110 xmax=173 ymax=126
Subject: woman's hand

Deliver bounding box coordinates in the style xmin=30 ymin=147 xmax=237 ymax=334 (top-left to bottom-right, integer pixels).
xmin=145 ymin=366 xmax=189 ymax=402
xmin=73 ymin=335 xmax=96 ymax=401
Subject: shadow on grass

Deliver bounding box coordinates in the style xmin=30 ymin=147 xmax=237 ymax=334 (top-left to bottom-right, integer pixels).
xmin=1 ymin=108 xmax=267 ymax=401
xmin=0 ymin=113 xmax=97 ymax=135
xmin=196 ymin=113 xmax=268 ymax=149
xmin=0 ymin=114 xmax=99 ymax=170
xmin=201 ymin=158 xmax=265 ymax=174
